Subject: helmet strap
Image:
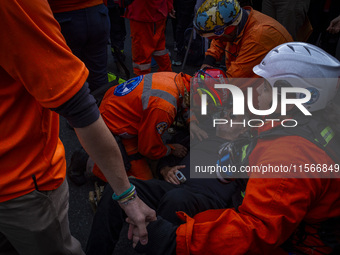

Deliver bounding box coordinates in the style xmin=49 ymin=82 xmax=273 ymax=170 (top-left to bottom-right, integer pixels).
xmin=233 ymin=8 xmax=249 ymax=40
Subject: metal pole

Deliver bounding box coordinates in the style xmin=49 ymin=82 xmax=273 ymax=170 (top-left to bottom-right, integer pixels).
xmin=181 ymin=28 xmax=194 ymax=70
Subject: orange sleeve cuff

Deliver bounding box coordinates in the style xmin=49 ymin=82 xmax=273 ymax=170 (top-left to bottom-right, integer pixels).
xmin=175 ymin=212 xmax=194 ymax=255
xmin=167 ymin=144 xmax=175 ymax=150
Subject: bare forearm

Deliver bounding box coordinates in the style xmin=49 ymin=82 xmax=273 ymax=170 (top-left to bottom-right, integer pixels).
xmin=74 ymin=116 xmax=130 ymax=194
xmin=76 ymin=116 xmax=156 ymax=244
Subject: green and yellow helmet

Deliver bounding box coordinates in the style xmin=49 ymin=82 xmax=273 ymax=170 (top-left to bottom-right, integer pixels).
xmin=194 ymin=0 xmax=242 ymax=36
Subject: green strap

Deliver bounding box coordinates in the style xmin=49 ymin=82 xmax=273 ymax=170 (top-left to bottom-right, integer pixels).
xmin=108 ymin=72 xmax=126 ymax=84
xmin=241 ymin=144 xmax=249 ymax=162
xmin=197 ymin=88 xmax=218 ymax=106
xmin=320 ymin=126 xmax=335 ymax=146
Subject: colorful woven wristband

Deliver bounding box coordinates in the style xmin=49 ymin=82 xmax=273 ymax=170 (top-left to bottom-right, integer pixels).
xmin=112 ymin=183 xmax=134 ymax=201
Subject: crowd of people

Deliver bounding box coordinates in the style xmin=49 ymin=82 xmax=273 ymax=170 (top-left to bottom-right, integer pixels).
xmin=1 ymin=0 xmax=340 ymax=255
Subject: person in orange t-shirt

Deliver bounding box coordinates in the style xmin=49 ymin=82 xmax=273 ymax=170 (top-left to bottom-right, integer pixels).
xmin=129 ymin=43 xmax=340 ymax=255
xmin=0 ymin=1 xmax=155 ymax=254
xmin=48 ymin=0 xmax=110 ymax=92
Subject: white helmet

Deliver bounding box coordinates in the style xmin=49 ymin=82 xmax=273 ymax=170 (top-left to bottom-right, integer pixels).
xmin=253 ymin=42 xmax=340 ymax=112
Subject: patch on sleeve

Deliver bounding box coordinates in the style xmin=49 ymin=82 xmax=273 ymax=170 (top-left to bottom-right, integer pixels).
xmin=156 ymin=122 xmax=168 ymax=135
xmin=114 ymin=75 xmax=143 ymax=96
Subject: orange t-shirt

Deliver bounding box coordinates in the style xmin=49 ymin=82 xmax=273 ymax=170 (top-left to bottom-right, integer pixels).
xmin=48 ymin=0 xmax=104 ymax=13
xmin=0 ymin=0 xmax=88 ymax=202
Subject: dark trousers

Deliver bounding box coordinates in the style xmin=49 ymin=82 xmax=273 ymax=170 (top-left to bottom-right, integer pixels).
xmin=53 ymin=4 xmax=110 ymax=91
xmin=108 ymin=3 xmax=126 ymax=53
xmin=173 ymin=0 xmax=196 ymax=57
xmin=86 ymin=176 xmax=236 ymax=255
xmin=307 ymin=0 xmax=340 ymax=57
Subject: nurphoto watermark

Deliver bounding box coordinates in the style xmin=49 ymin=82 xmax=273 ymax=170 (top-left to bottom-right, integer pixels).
xmin=190 ymin=78 xmax=340 ymax=179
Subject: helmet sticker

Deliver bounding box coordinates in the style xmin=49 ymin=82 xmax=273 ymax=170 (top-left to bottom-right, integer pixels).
xmin=156 ymin=122 xmax=168 ymax=135
xmin=195 ymin=0 xmax=241 ymax=31
xmin=114 ymin=76 xmax=143 ymax=96
xmin=300 ymin=87 xmax=320 ymax=105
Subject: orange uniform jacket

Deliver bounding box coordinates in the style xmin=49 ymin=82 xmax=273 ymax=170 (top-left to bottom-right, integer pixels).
xmin=176 ymin=123 xmax=340 ymax=255
xmin=126 ymin=0 xmax=173 ymax=76
xmin=0 ymin=1 xmax=87 ymax=202
xmin=206 ymin=7 xmax=293 ymax=84
xmin=99 ymin=72 xmax=191 ymax=159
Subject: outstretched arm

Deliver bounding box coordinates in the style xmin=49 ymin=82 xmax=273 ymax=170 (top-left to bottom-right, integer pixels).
xmin=75 ymin=116 xmax=156 ymax=245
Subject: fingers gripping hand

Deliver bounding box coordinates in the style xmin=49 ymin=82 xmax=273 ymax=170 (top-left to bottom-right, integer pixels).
xmin=127 ymin=220 xmax=150 ymax=248
xmin=121 ymin=197 xmax=156 ymax=245
xmin=131 ymin=217 xmax=178 ymax=255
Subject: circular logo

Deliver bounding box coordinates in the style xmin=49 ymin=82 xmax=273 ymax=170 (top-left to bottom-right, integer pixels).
xmin=156 ymin=122 xmax=168 ymax=135
xmin=114 ymin=76 xmax=143 ymax=96
xmin=299 ymin=87 xmax=320 ymax=105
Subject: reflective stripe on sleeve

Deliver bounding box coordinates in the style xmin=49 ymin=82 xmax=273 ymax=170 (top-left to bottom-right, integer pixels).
xmin=133 ymin=62 xmax=151 ymax=71
xmin=141 ymin=74 xmax=177 ymax=111
xmin=152 ymin=49 xmax=169 ymax=56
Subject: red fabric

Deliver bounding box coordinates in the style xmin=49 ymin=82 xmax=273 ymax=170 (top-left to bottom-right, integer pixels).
xmin=176 ymin=123 xmax=340 ymax=255
xmin=0 ymin=0 xmax=88 ymax=202
xmin=130 ymin=19 xmax=172 ymax=76
xmin=206 ymin=8 xmax=293 ymax=83
xmin=124 ymin=0 xmax=173 ymax=22
xmin=48 ymin=0 xmax=104 ymax=13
